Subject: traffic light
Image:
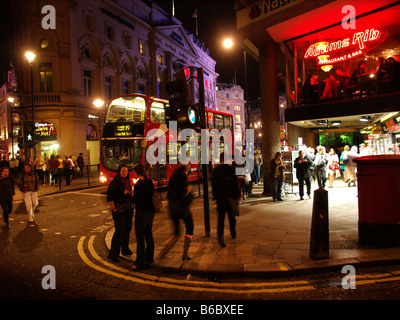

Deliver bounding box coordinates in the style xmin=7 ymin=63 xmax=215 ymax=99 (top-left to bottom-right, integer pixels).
xmin=24 ymin=122 xmax=36 ymax=148
xmin=165 ymin=69 xmax=200 ymax=129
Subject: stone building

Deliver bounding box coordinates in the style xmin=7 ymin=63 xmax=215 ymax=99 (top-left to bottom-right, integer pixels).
xmin=10 ymin=0 xmax=218 ymax=164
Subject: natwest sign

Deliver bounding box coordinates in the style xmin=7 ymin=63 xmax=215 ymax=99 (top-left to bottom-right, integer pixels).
xmin=304 ymin=28 xmax=387 ymax=65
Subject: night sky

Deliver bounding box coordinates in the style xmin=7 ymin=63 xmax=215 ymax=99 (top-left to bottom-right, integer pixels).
xmin=0 ymin=0 xmax=260 ymax=100
xmin=155 ymin=0 xmax=261 ymax=100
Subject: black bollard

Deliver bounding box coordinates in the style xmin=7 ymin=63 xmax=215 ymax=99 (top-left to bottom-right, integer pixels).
xmin=309 ymin=188 xmax=329 ymax=260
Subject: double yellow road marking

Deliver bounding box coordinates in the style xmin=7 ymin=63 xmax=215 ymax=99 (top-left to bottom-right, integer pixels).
xmin=77 ymin=235 xmax=315 ymax=294
xmin=78 ymin=235 xmax=400 ymax=294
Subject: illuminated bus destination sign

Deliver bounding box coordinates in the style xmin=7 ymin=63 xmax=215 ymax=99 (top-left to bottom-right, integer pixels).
xmin=115 ymin=124 xmax=133 ymax=137
xmin=304 ymin=28 xmax=386 ymax=64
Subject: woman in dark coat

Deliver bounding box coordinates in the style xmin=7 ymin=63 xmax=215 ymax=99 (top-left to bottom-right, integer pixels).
xmin=132 ymin=164 xmax=155 ymax=269
xmin=294 ymin=150 xmax=312 ymax=200
xmin=106 ymin=164 xmax=134 ymax=262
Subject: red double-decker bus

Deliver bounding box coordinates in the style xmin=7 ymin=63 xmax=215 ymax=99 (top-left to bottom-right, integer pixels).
xmin=99 ymin=93 xmax=234 ymax=188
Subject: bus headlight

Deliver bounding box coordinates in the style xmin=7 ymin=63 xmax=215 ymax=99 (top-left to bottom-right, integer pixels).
xmin=100 ymin=172 xmax=107 ymax=183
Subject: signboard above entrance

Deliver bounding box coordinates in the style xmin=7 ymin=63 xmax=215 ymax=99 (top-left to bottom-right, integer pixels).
xmin=304 ymin=27 xmax=387 ymax=65
xmin=35 ymin=122 xmax=57 ymax=140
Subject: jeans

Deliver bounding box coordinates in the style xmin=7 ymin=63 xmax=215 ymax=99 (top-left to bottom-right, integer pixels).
xmin=24 ymin=191 xmax=38 ymax=221
xmin=134 ymin=211 xmax=155 ymax=265
xmin=1 ymin=201 xmax=12 ymax=223
xmin=217 ymin=198 xmax=237 ymax=241
xmin=109 ymin=209 xmax=133 ymax=258
xmin=272 ymin=178 xmax=283 ymax=200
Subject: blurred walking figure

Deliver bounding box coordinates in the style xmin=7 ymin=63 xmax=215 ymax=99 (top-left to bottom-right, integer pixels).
xmin=19 ymin=164 xmax=39 ymax=222
xmin=344 ymin=146 xmax=360 ymax=187
xmin=162 ymin=162 xmax=194 ymax=261
xmin=0 ymin=167 xmax=15 ymax=229
xmin=132 ymin=164 xmax=155 ymax=269
xmin=212 ymin=153 xmax=240 ymax=247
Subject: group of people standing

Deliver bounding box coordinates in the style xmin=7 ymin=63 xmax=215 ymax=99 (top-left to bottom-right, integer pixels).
xmin=106 ymin=156 xmax=241 ymax=268
xmin=270 ymin=144 xmax=363 ymax=202
xmin=0 ymin=152 xmax=86 ymax=229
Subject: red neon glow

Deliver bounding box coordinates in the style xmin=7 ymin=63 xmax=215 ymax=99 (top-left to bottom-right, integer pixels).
xmin=304 ymin=28 xmax=386 ymax=60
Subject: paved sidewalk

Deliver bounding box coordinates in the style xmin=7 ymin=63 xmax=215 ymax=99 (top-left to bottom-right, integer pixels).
xmin=105 ymin=181 xmax=400 ymax=276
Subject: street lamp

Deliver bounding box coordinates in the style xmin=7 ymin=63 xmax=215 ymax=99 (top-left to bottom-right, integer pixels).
xmin=25 ymin=51 xmax=36 ymax=157
xmin=93 ymin=98 xmax=105 ymax=149
xmin=222 ymin=38 xmax=250 ymax=129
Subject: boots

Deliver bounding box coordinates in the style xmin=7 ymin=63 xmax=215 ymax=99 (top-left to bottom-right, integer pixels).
xmin=157 ymin=234 xmax=179 ymax=258
xmin=182 ymin=235 xmax=192 ymax=261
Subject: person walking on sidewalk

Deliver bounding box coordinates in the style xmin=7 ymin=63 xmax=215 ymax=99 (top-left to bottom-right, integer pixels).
xmin=132 ymin=164 xmax=155 ymax=269
xmin=106 ymin=164 xmax=134 ymax=262
xmin=294 ymin=149 xmax=312 ymax=200
xmin=270 ymin=152 xmax=285 ymax=201
xmin=77 ymin=153 xmax=84 ymax=177
xmin=314 ymin=146 xmax=328 ymax=189
xmin=19 ymin=164 xmax=39 ymax=222
xmin=162 ymin=162 xmax=194 ymax=261
xmin=0 ymin=167 xmax=15 ymax=229
xmin=212 ymin=153 xmax=240 ymax=247
xmin=34 ymin=155 xmax=45 ymax=185
xmin=63 ymin=156 xmax=74 ymax=185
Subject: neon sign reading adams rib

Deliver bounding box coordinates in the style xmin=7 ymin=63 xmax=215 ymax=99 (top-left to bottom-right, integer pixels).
xmin=304 ymin=28 xmax=387 ymax=64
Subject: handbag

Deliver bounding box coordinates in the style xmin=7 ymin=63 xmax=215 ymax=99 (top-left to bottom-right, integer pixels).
xmin=228 ymin=197 xmax=240 ymax=216
xmin=329 ymin=162 xmax=340 ymax=170
xmin=117 ymin=202 xmax=133 ymax=212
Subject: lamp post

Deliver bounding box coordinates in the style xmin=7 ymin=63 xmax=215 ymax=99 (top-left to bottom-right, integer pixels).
xmin=223 ymin=38 xmax=250 ymax=130
xmin=25 ymin=51 xmax=36 ymax=157
xmin=93 ymin=98 xmax=105 ymax=153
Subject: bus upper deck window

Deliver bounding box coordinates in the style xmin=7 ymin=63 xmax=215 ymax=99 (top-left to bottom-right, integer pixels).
xmin=150 ymin=102 xmax=165 ymax=123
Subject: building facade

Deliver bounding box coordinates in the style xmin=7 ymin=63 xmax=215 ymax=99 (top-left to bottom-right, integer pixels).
xmin=0 ymin=70 xmax=19 ymax=159
xmin=215 ymin=82 xmax=246 ymax=144
xmin=235 ymin=0 xmax=400 ymax=194
xmin=10 ymin=0 xmax=218 ymax=164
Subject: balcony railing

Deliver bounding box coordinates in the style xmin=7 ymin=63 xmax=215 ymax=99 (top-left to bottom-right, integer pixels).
xmin=34 ymin=93 xmax=61 ymax=103
xmin=291 ymin=75 xmax=399 ymax=108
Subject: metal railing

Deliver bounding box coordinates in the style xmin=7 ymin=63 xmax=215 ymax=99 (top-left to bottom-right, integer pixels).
xmin=51 ymin=164 xmax=101 ymax=190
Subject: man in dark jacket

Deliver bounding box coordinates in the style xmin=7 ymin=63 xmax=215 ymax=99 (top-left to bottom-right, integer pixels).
xmin=294 ymin=150 xmax=312 ymax=200
xmin=212 ymin=154 xmax=240 ymax=247
xmin=0 ymin=167 xmax=15 ymax=229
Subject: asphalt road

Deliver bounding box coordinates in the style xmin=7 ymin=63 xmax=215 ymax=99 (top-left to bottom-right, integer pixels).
xmin=1 ymin=186 xmax=400 ymax=313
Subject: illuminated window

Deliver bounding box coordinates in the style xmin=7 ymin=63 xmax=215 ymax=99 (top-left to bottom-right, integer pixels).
xmin=39 ymin=62 xmax=53 ymax=93
xmin=139 ymin=41 xmax=146 ymax=55
xmin=150 ymin=102 xmax=166 ymax=123
xmin=106 ymin=96 xmax=146 ymax=123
